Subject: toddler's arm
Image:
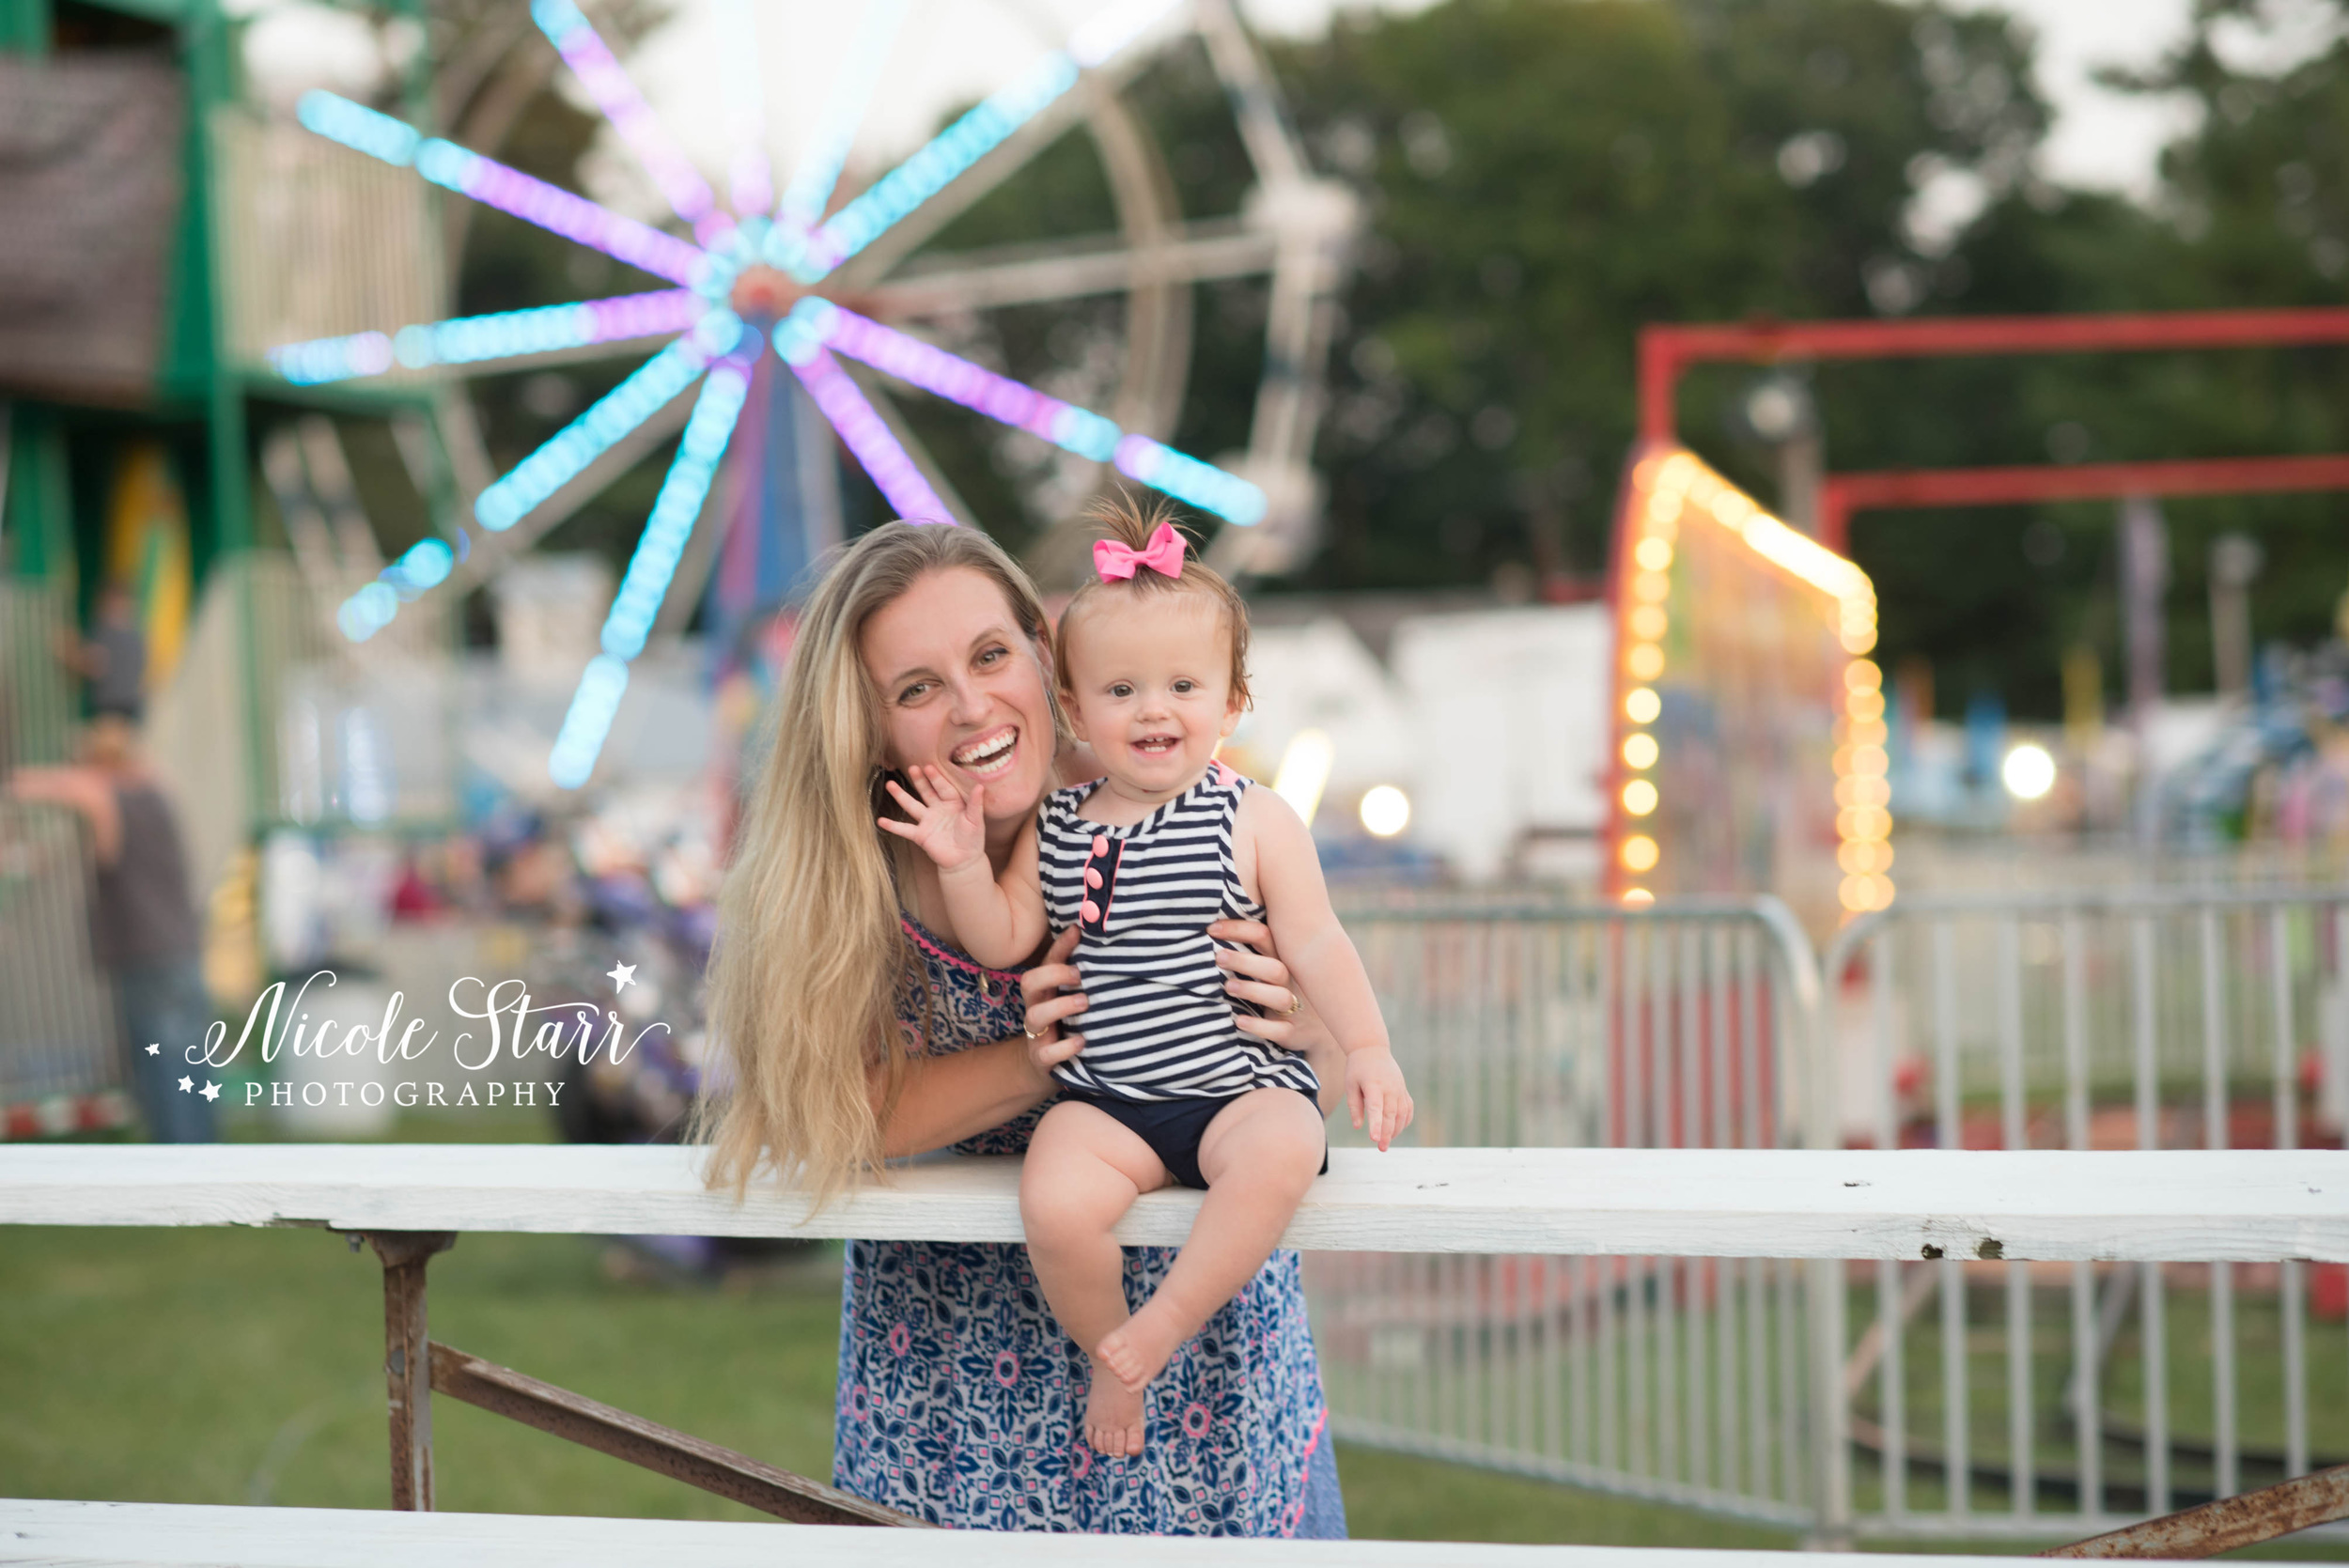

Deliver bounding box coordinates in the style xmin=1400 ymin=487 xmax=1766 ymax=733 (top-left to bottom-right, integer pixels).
xmin=1239 ymin=786 xmax=1415 ymax=1150
xmin=878 ymin=764 xmax=1048 ymax=970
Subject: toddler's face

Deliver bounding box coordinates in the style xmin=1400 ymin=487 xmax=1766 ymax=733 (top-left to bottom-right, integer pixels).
xmin=1061 ymin=591 xmax=1240 ymax=800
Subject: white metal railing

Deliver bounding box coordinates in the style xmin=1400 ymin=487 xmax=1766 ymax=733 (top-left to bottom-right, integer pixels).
xmin=1307 ymin=891 xmax=2349 ymax=1544
xmin=0 ymin=582 xmax=125 ymax=1126
xmin=1821 ymin=887 xmax=2349 ymax=1543
xmin=1314 ymin=900 xmax=1831 ymax=1527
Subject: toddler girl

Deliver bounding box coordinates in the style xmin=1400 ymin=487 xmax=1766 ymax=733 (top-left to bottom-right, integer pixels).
xmin=879 ymin=501 xmax=1413 ymax=1457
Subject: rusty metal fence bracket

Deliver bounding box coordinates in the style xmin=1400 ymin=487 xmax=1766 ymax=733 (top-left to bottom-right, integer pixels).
xmin=360 ymin=1230 xmax=456 ymax=1512
xmin=428 ymin=1342 xmax=924 ymax=1527
xmin=2041 ymin=1463 xmax=2349 ymax=1559
xmin=350 ymin=1227 xmax=918 ymax=1527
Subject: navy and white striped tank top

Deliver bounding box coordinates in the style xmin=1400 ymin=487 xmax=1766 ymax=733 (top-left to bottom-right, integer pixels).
xmin=1038 ymin=761 xmax=1320 ymax=1103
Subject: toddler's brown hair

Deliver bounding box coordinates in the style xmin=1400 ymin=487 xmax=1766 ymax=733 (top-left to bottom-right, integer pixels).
xmin=1052 ymin=496 xmax=1252 ymax=711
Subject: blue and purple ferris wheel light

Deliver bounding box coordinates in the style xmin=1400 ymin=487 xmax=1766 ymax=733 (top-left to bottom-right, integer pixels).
xmin=277 ymin=1 xmax=1259 ymax=788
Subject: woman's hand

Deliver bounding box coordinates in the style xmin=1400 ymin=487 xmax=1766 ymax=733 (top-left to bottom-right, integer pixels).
xmin=1210 ymin=918 xmax=1305 ymax=1043
xmin=1210 ymin=918 xmax=1345 ymax=1119
xmin=1019 ymin=924 xmax=1087 ymax=1074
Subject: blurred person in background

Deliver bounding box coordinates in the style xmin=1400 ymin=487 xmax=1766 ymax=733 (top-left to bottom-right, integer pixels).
xmin=54 ymin=582 xmax=148 ymax=724
xmin=7 ymin=714 xmax=215 ymax=1142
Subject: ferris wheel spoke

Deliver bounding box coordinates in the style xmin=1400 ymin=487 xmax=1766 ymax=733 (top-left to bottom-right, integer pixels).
xmin=866 ymin=223 xmax=1276 ymax=318
xmin=708 ymin=0 xmax=775 ymax=218
xmin=474 ymin=317 xmax=739 ymax=533
xmin=833 ymin=362 xmax=984 ymax=530
xmin=266 ymin=290 xmax=705 ymax=386
xmin=549 ymin=357 xmax=755 ymax=788
xmin=296 ymin=92 xmax=708 ymax=287
xmin=784 ymin=345 xmax=955 ymax=524
xmin=784 ymin=0 xmax=1187 ymax=283
xmin=445 ymin=377 xmax=702 ymax=598
xmin=530 ymin=0 xmax=731 ymax=245
xmin=773 ymin=0 xmax=907 ymax=243
xmin=774 ymin=301 xmax=1264 ymax=528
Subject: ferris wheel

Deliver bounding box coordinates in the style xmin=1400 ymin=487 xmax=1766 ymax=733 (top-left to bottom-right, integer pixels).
xmin=266 ymin=0 xmax=1355 ymax=788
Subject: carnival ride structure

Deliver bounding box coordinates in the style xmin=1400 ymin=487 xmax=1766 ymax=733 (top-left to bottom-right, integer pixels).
xmin=1611 ymin=306 xmax=2349 ymax=924
xmin=268 ymin=0 xmax=1356 ymax=788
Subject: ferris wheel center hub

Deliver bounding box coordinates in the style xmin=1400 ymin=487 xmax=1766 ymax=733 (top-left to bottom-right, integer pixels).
xmin=729 ymin=266 xmax=815 ymax=322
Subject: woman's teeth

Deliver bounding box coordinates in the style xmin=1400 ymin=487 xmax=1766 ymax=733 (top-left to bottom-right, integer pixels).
xmin=953 ymin=730 xmax=1016 ymax=774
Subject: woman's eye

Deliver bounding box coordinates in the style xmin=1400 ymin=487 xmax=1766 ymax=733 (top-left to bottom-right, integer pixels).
xmin=899 ymin=682 xmax=931 ymax=704
xmin=976 ymin=646 xmax=1005 ymax=667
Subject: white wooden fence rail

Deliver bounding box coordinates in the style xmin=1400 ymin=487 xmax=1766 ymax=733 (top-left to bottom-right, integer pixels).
xmin=0 ymin=1143 xmax=2341 ymax=1262
xmin=0 ymin=1498 xmax=2045 ymax=1568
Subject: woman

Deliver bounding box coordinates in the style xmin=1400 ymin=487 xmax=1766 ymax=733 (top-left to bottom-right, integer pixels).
xmin=700 ymin=520 xmax=1347 ymax=1535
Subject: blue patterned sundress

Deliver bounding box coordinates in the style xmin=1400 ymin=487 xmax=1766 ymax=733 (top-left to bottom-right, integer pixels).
xmin=831 ymin=913 xmax=1345 ymax=1535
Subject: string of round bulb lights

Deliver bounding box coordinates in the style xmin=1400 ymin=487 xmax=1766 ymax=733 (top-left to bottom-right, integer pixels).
xmin=1614 ymin=448 xmax=1889 ymax=914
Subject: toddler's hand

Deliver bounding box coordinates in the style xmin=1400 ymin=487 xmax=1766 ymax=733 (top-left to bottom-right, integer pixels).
xmin=1346 ymin=1047 xmax=1413 ymax=1152
xmin=877 ymin=765 xmax=987 ymax=874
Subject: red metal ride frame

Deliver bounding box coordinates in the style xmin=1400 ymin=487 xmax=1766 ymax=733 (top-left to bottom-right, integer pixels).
xmin=1637 ymin=306 xmax=2349 ymax=551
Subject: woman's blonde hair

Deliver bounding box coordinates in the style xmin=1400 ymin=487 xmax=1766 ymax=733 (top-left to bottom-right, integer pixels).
xmin=696 ymin=520 xmax=1058 ymax=1204
xmin=1053 ymin=496 xmax=1252 ymax=710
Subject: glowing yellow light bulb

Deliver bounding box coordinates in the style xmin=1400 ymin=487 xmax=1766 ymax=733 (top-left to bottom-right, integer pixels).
xmin=1620 ymin=834 xmax=1659 ymax=873
xmin=1622 ymin=779 xmax=1658 ymax=815
xmin=1625 ymin=687 xmax=1661 ymax=723
xmin=1622 ymin=733 xmax=1659 ymax=769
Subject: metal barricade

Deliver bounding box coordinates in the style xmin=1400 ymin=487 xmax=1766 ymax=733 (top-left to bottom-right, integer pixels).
xmin=1821 ymin=888 xmax=2349 ymax=1543
xmin=1313 ymin=897 xmax=1831 ymax=1529
xmin=0 ymin=582 xmax=131 ymax=1133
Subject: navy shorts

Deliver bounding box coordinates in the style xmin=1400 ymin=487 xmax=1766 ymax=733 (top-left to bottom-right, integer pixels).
xmin=1065 ymin=1086 xmax=1328 ymax=1191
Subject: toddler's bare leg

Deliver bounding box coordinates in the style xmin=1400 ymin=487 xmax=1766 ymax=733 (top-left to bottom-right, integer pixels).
xmin=1020 ymin=1100 xmax=1171 ymax=1455
xmin=1096 ymin=1088 xmax=1326 ymax=1393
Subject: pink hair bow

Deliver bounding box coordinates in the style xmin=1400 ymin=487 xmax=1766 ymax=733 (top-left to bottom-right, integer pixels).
xmin=1093 ymin=521 xmax=1187 ymax=582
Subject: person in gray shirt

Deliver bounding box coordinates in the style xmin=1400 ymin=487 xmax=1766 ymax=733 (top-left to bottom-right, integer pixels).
xmin=55 ymin=582 xmax=148 ymax=723
xmin=8 ymin=715 xmax=214 ymax=1141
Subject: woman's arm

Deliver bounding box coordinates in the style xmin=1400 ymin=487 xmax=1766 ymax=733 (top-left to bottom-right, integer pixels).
xmin=870 ymin=1037 xmax=1053 ymax=1158
xmin=871 ymin=924 xmax=1087 ymax=1157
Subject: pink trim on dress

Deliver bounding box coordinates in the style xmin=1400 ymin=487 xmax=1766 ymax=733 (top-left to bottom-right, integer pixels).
xmin=899 ymin=915 xmax=1024 ymax=988
xmin=1279 ymin=1405 xmax=1330 ymax=1537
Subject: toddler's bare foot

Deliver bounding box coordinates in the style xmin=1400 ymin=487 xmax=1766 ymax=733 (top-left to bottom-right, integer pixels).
xmin=1084 ymin=1358 xmax=1146 ymax=1455
xmin=1096 ymin=1301 xmax=1185 ymax=1394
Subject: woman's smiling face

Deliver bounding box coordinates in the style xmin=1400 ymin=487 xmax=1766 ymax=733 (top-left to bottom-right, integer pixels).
xmin=859 ymin=567 xmax=1058 ymax=838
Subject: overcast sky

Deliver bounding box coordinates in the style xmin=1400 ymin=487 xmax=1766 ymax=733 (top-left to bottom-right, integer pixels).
xmin=235 ymin=0 xmax=2345 ymax=209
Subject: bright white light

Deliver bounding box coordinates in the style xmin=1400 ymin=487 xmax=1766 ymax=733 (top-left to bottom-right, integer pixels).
xmin=1270 ymin=729 xmax=1334 ymax=827
xmin=1359 ymin=784 xmax=1410 ymax=838
xmin=2002 ymin=742 xmax=2058 ymax=801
